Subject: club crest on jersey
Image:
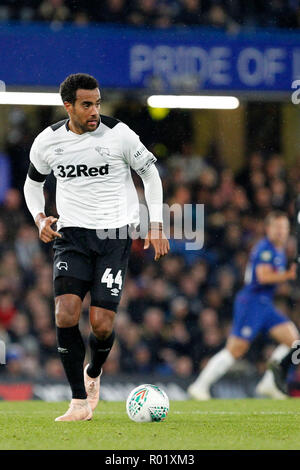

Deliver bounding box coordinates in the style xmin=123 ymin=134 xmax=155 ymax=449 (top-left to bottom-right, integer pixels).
xmin=241 ymin=326 xmax=252 ymax=338
xmin=260 ymin=250 xmax=272 ymax=261
xmin=95 ymin=147 xmax=110 ymax=158
xmin=54 ymin=148 xmax=64 ymax=154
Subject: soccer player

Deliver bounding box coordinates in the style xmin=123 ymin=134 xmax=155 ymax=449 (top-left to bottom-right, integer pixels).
xmin=188 ymin=211 xmax=299 ymax=400
xmin=24 ymin=73 xmax=170 ymax=421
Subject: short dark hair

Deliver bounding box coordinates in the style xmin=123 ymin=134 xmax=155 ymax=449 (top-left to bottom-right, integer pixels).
xmin=265 ymin=210 xmax=288 ymax=226
xmin=59 ymin=73 xmax=99 ymax=104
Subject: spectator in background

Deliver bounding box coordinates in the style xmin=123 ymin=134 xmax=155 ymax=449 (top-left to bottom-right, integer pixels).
xmin=128 ymin=0 xmax=159 ymax=27
xmin=133 ymin=343 xmax=153 ymax=373
xmin=1 ymin=0 xmax=300 ymax=30
xmin=37 ymin=0 xmax=70 ymax=23
xmin=3 ymin=345 xmax=27 ymax=379
xmin=0 ymin=219 xmax=11 ymax=257
xmin=173 ymin=355 xmax=193 ymax=377
xmin=15 ymin=224 xmax=42 ymax=272
xmin=0 ymin=189 xmax=28 ymax=240
xmin=236 ymin=151 xmax=264 ymax=195
xmin=270 ymin=178 xmax=290 ymax=211
xmin=98 ymin=0 xmax=130 ymax=24
xmin=263 ymin=0 xmax=297 ymax=29
xmin=73 ymin=10 xmax=89 ymax=26
xmin=167 ymin=141 xmax=207 ymax=184
xmin=5 ymin=109 xmax=35 ymax=191
xmin=118 ymin=322 xmax=142 ymax=372
xmin=141 ymin=307 xmax=168 ymax=366
xmin=175 ymin=0 xmax=203 ymax=26
xmin=7 ymin=312 xmax=40 ymax=365
xmin=204 ymin=4 xmax=239 ymax=33
xmin=253 ymin=186 xmax=273 ymax=218
xmin=0 ymin=291 xmax=17 ymax=329
xmin=43 ymin=357 xmax=64 ymax=380
xmin=0 ymin=250 xmax=23 ymax=298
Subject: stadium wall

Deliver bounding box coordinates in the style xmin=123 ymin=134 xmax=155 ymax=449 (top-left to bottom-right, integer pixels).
xmin=0 ymin=371 xmax=259 ymax=401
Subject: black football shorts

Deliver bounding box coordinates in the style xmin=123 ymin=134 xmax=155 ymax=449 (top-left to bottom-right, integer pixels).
xmin=53 ymin=226 xmax=132 ymax=311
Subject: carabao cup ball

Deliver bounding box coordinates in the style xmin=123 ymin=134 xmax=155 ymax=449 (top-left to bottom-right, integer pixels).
xmin=126 ymin=384 xmax=169 ymax=423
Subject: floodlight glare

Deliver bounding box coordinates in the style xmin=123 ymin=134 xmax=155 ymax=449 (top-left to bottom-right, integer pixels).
xmin=147 ymin=95 xmax=240 ymax=109
xmin=0 ymin=92 xmax=62 ymax=106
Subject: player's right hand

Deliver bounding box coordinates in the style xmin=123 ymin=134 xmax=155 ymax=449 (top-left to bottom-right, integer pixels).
xmin=144 ymin=227 xmax=170 ymax=261
xmin=36 ymin=215 xmax=62 ymax=243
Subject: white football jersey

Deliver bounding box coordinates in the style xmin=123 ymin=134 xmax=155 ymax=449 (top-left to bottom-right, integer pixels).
xmin=29 ymin=115 xmax=157 ymax=230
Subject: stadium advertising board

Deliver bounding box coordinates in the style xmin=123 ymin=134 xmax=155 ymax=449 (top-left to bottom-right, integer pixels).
xmin=1 ymin=24 xmax=300 ymax=92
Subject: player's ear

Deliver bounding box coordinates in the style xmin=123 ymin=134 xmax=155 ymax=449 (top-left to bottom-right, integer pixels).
xmin=63 ymin=101 xmax=73 ymax=114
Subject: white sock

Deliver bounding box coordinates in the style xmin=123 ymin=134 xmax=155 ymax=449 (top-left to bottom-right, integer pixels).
xmin=193 ymin=348 xmax=235 ymax=390
xmin=270 ymin=344 xmax=290 ymax=362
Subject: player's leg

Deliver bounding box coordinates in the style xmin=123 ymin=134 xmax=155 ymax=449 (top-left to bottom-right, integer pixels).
xmin=187 ymin=335 xmax=249 ymax=400
xmin=55 ymin=289 xmax=87 ymax=400
xmin=84 ymin=305 xmax=116 ymax=411
xmin=256 ymin=305 xmax=299 ymax=398
xmin=84 ymin=227 xmax=132 ymax=410
xmin=54 ymin=279 xmax=92 ymax=421
xmin=188 ymin=292 xmax=262 ymax=400
xmin=52 ymin=229 xmax=94 ymax=421
xmin=269 ymin=320 xmax=299 ymax=347
xmin=88 ymin=305 xmax=115 ymax=377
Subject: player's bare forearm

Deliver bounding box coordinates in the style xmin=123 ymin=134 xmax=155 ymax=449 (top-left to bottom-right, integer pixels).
xmin=35 ymin=213 xmax=62 ymax=243
xmin=256 ymin=264 xmax=296 ymax=284
xmin=144 ymin=223 xmax=170 ymax=261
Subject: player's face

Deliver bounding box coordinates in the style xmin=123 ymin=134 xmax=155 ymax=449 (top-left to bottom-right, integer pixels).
xmin=266 ymin=217 xmax=290 ymax=246
xmin=65 ymin=88 xmax=101 ymax=134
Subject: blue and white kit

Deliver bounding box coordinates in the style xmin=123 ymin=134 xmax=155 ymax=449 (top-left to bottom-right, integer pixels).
xmin=232 ymin=237 xmax=288 ymax=341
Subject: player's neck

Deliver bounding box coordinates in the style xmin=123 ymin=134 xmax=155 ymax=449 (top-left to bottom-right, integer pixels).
xmin=68 ymin=119 xmax=85 ymax=135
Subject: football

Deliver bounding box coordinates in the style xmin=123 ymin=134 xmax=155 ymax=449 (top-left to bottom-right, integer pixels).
xmin=126 ymin=384 xmax=169 ymax=423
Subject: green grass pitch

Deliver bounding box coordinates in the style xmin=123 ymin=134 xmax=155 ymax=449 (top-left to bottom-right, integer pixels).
xmin=1 ymin=399 xmax=300 ymax=450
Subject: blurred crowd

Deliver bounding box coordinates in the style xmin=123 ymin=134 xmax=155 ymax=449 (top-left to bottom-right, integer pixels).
xmin=1 ymin=0 xmax=300 ymax=31
xmin=1 ymin=103 xmax=300 ymax=387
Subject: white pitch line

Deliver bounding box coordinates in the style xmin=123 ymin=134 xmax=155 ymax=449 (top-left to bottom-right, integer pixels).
xmin=94 ymin=410 xmax=300 ymax=416
xmin=1 ymin=410 xmax=300 ymax=417
xmin=172 ymin=411 xmax=300 ymax=415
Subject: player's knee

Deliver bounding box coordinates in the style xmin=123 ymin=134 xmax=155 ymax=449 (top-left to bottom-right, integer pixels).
xmin=90 ymin=305 xmax=115 ymax=340
xmin=227 ymin=341 xmax=248 ymax=359
xmin=91 ymin=322 xmax=113 ymax=341
xmin=55 ymin=297 xmax=79 ymax=327
xmin=55 ymin=310 xmax=78 ymax=328
xmin=91 ymin=312 xmax=114 ymax=340
xmin=230 ymin=348 xmax=244 ymax=360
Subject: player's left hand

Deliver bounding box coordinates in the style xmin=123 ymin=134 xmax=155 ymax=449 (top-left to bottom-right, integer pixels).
xmin=144 ymin=226 xmax=170 ymax=261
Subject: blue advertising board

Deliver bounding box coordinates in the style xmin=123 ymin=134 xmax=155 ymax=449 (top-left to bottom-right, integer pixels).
xmin=1 ymin=23 xmax=300 ymax=92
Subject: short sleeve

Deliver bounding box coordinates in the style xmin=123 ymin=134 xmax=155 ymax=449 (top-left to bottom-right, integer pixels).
xmin=255 ymin=248 xmax=274 ymax=266
xmin=117 ymin=123 xmax=157 ymax=176
xmin=29 ymin=136 xmax=51 ymax=176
